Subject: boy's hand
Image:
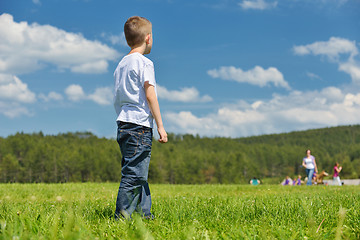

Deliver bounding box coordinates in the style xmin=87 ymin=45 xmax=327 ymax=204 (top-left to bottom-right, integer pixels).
xmin=157 ymin=127 xmax=168 ymax=143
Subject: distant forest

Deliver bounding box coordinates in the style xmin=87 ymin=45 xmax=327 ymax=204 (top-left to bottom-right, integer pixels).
xmin=1 ymin=125 xmax=360 ymax=184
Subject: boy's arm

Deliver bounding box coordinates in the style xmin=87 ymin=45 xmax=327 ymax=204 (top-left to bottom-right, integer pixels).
xmin=144 ymin=82 xmax=168 ymax=143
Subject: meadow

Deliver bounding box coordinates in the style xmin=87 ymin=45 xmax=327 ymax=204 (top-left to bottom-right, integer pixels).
xmin=0 ymin=183 xmax=359 ymax=239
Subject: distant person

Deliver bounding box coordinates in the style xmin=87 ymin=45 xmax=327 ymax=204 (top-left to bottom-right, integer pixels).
xmin=312 ymin=171 xmax=317 ymax=184
xmin=282 ymin=176 xmax=292 ymax=185
xmin=113 ymin=16 xmax=168 ymax=220
xmin=250 ymin=177 xmax=260 ymax=186
xmin=293 ymin=175 xmax=302 ymax=185
xmin=333 ymin=162 xmax=342 ymax=186
xmin=302 ymin=149 xmax=318 ymax=185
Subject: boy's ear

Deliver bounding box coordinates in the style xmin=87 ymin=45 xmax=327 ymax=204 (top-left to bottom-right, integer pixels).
xmin=145 ymin=33 xmax=151 ymax=44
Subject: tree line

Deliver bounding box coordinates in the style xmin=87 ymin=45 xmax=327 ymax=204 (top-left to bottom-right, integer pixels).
xmin=1 ymin=125 xmax=360 ymax=184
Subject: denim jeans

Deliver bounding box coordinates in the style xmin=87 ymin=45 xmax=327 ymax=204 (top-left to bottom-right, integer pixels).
xmin=305 ymin=168 xmax=314 ymax=185
xmin=114 ymin=121 xmax=153 ymax=219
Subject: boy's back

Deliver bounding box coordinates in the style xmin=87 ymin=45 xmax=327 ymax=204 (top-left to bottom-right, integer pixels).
xmin=114 ymin=52 xmax=156 ymax=128
xmin=113 ymin=16 xmax=167 ymax=220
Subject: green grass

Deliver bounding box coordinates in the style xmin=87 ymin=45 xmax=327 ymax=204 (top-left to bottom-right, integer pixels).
xmin=0 ymin=183 xmax=359 ymax=239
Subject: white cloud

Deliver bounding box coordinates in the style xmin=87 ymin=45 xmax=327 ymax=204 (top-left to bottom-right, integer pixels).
xmin=239 ymin=0 xmax=278 ymax=10
xmin=165 ymin=109 xmax=270 ymax=137
xmin=68 ymin=84 xmax=210 ymax=106
xmin=339 ymin=60 xmax=360 ymax=82
xmin=294 ymin=37 xmax=360 ymax=83
xmin=39 ymin=91 xmax=63 ymax=102
xmin=65 ymin=84 xmax=112 ymax=105
xmin=0 ymin=101 xmax=33 ymax=118
xmin=157 ymin=85 xmax=212 ymax=102
xmin=207 ymin=65 xmax=290 ymax=89
xmin=306 ymin=72 xmax=322 ymax=80
xmin=0 ymin=13 xmax=120 ymax=74
xmin=320 ymin=86 xmax=344 ymax=102
xmin=0 ymin=74 xmax=36 ymax=118
xmin=70 ymin=60 xmax=109 ymax=74
xmin=293 ymin=37 xmax=358 ymax=61
xmin=88 ymin=87 xmax=113 ymax=105
xmin=164 ymin=86 xmax=360 ymax=138
xmin=67 ymin=84 xmax=211 ymax=106
xmin=65 ymin=85 xmax=86 ymax=102
xmin=101 ymin=32 xmax=127 ymax=46
xmin=0 ymin=74 xmax=36 ymax=103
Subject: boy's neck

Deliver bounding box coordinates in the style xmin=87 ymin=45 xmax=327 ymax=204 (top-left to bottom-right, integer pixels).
xmin=128 ymin=44 xmax=147 ymax=55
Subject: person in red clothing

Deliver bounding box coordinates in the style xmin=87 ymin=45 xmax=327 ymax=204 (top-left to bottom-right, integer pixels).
xmin=333 ymin=162 xmax=342 ymax=186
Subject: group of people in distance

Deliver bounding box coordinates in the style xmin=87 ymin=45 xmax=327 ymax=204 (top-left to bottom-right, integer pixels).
xmin=301 ymin=149 xmax=343 ymax=186
xmin=282 ymin=175 xmax=303 ymax=186
xmin=250 ymin=149 xmax=343 ymax=186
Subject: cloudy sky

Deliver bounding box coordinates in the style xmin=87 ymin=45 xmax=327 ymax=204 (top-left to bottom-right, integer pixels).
xmin=1 ymin=0 xmax=359 ymax=138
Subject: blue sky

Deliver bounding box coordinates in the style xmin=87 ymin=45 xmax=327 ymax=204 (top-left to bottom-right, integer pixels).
xmin=1 ymin=0 xmax=360 ymax=138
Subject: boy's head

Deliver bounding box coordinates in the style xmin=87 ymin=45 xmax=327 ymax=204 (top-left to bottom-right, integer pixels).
xmin=124 ymin=16 xmax=152 ymax=51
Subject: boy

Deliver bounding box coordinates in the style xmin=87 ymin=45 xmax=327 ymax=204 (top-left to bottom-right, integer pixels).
xmin=113 ymin=16 xmax=167 ymax=220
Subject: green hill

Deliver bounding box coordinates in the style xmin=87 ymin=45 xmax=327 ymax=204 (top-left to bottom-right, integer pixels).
xmin=1 ymin=125 xmax=360 ymax=183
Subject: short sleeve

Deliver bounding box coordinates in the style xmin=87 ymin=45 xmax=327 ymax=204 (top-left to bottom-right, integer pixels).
xmin=142 ymin=62 xmax=156 ymax=87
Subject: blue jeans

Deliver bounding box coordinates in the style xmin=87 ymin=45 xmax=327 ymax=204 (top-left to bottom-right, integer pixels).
xmin=306 ymin=168 xmax=314 ymax=186
xmin=114 ymin=122 xmax=153 ymax=219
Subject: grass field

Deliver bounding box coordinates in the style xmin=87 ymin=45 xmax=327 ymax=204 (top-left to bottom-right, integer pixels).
xmin=0 ymin=183 xmax=359 ymax=239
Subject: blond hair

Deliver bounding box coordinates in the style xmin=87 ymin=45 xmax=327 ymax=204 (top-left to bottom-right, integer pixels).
xmin=124 ymin=16 xmax=152 ymax=48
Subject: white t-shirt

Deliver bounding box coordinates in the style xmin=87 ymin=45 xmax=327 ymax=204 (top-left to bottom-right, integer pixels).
xmin=303 ymin=156 xmax=315 ymax=169
xmin=113 ymin=53 xmax=156 ymax=128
